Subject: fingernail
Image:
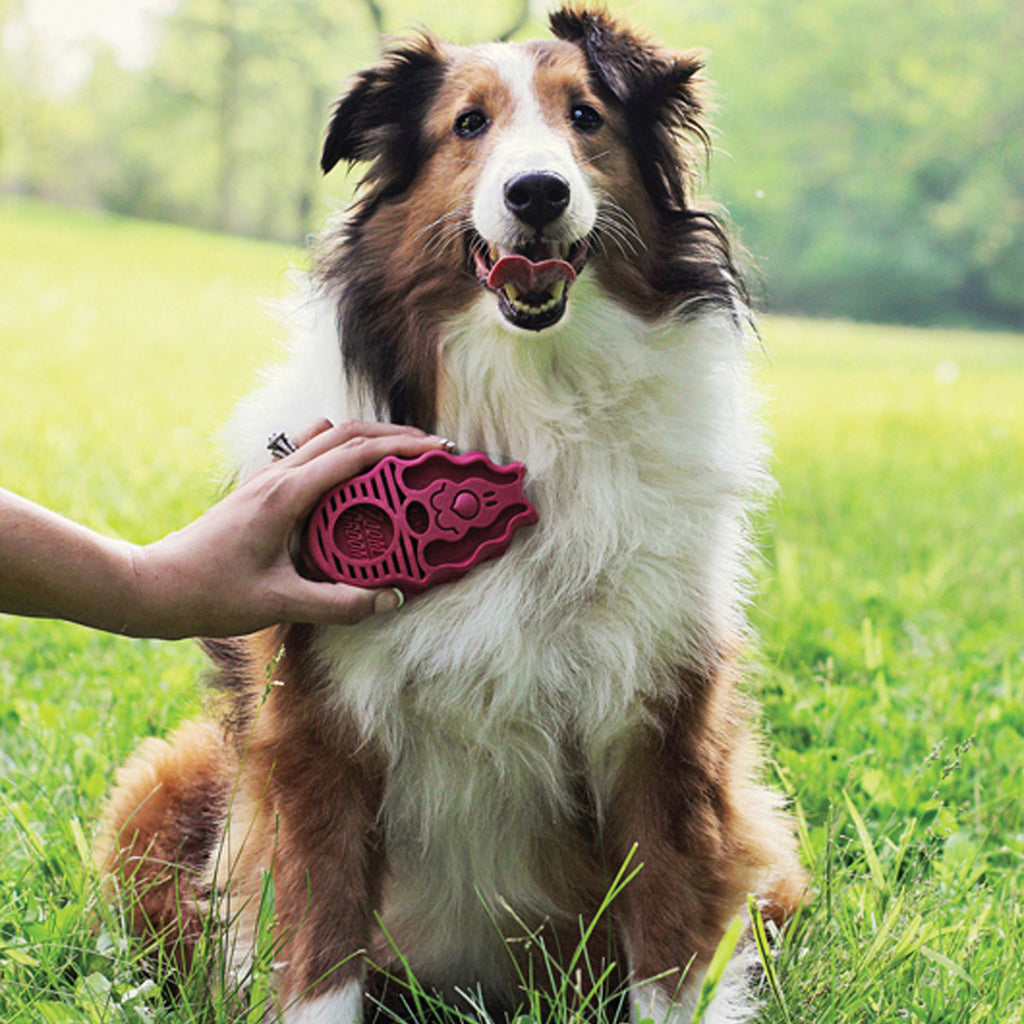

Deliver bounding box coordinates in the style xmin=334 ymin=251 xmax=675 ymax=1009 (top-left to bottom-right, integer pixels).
xmin=373 ymin=588 xmax=405 ymax=615
xmin=430 ymin=436 xmax=458 ymax=452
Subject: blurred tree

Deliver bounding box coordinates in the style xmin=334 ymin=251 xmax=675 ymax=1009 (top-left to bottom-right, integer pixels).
xmin=359 ymin=0 xmax=385 ymax=36
xmin=93 ymin=0 xmax=384 ymax=239
xmin=702 ymin=0 xmax=1024 ymax=326
xmin=214 ymin=0 xmax=243 ymax=232
xmin=497 ymin=0 xmax=531 ymax=41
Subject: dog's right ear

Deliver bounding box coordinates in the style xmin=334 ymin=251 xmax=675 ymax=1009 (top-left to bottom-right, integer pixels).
xmin=321 ymin=35 xmax=447 ymax=190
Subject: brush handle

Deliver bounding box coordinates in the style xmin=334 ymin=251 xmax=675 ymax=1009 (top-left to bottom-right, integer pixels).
xmin=303 ymin=449 xmax=538 ymax=595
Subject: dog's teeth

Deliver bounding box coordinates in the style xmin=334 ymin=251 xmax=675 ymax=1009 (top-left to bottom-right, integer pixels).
xmin=509 ymin=280 xmax=571 ymax=315
xmin=504 ymin=278 xmax=571 ymax=317
xmin=489 ymin=244 xmax=500 ymax=263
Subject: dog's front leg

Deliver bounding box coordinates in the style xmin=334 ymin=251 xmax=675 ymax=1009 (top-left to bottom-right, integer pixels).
xmin=248 ymin=717 xmax=387 ymax=1024
xmin=271 ymin=798 xmax=384 ymax=1023
xmin=606 ymin=692 xmax=763 ymax=1024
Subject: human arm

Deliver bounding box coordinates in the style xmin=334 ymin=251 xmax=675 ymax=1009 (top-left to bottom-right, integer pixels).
xmin=0 ymin=421 xmax=447 ymax=639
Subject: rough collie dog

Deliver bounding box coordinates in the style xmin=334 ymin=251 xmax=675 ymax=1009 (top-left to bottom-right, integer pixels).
xmin=97 ymin=6 xmax=805 ymax=1022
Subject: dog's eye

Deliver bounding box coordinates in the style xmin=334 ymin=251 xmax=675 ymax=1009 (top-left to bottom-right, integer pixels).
xmin=570 ymin=103 xmax=603 ymax=133
xmin=454 ymin=110 xmax=489 ymax=138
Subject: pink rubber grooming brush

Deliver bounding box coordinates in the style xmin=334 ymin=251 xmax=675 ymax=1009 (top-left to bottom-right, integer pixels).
xmin=303 ymin=449 xmax=538 ymax=595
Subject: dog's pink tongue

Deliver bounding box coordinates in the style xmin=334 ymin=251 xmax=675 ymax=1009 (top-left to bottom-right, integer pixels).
xmin=487 ymin=255 xmax=576 ymax=294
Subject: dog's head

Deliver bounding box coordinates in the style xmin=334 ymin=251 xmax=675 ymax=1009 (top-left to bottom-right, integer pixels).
xmin=317 ymin=6 xmax=728 ymax=425
xmin=323 ymin=7 xmax=711 ymax=322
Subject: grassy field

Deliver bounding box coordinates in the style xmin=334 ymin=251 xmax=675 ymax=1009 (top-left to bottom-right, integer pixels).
xmin=1 ymin=198 xmax=1022 ymax=1023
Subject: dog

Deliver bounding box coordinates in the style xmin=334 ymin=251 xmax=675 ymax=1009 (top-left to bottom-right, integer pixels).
xmin=96 ymin=6 xmax=806 ymax=1022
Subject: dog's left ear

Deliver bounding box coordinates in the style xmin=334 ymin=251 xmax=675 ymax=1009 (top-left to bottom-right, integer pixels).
xmin=321 ymin=34 xmax=446 ymax=192
xmin=550 ymin=6 xmax=707 ymax=210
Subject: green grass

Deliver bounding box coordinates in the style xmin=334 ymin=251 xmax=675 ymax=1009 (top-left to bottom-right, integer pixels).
xmin=749 ymin=317 xmax=1024 ymax=1022
xmin=1 ymin=198 xmax=1023 ymax=1022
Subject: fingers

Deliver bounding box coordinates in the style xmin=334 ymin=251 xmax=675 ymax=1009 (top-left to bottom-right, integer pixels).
xmin=280 ymin=426 xmax=453 ymax=514
xmin=282 ymin=420 xmax=435 ymax=469
xmin=246 ymin=419 xmax=451 ymax=628
xmin=290 ymin=417 xmax=335 ymax=448
xmin=291 ymin=433 xmax=448 ymax=511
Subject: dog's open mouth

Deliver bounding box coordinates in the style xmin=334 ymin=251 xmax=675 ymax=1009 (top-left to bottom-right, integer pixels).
xmin=471 ymin=236 xmax=589 ymax=331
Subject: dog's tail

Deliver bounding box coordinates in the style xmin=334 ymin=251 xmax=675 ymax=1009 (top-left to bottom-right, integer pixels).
xmin=94 ymin=719 xmax=233 ymax=969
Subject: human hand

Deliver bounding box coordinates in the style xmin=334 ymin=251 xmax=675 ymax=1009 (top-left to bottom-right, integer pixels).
xmin=128 ymin=420 xmax=450 ymax=638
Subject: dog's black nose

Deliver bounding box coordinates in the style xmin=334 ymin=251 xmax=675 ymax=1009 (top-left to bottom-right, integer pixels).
xmin=504 ymin=172 xmax=571 ymax=229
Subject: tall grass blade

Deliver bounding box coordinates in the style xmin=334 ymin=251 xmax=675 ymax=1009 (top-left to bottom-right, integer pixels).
xmin=247 ymin=870 xmax=278 ymax=1024
xmin=843 ymin=790 xmax=887 ymax=892
xmin=689 ymin=914 xmax=744 ymax=1024
xmin=1 ymin=795 xmax=47 ymax=860
xmin=920 ymin=946 xmax=977 ymax=988
xmin=747 ymin=896 xmax=792 ymax=1024
xmin=0 ymin=939 xmax=39 ymax=969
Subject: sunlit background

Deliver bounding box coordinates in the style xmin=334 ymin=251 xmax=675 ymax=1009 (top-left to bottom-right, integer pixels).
xmin=3 ymin=0 xmax=1021 ymax=329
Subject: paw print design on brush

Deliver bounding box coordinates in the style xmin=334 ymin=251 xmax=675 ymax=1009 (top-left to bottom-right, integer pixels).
xmin=303 ymin=449 xmax=539 ymax=595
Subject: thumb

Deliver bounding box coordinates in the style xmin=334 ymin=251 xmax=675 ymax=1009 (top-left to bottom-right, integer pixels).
xmin=285 ymin=581 xmax=406 ymax=626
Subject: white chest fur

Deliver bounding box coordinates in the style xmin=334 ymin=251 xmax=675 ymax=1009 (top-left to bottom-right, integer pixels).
xmin=297 ymin=285 xmax=765 ymax=725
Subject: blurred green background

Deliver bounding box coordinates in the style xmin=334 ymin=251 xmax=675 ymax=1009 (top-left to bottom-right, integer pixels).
xmin=3 ymin=0 xmax=1022 ymax=330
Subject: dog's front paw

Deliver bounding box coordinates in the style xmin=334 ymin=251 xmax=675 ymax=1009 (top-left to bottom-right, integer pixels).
xmin=631 ymin=970 xmax=756 ymax=1024
xmin=282 ymin=979 xmax=364 ymax=1024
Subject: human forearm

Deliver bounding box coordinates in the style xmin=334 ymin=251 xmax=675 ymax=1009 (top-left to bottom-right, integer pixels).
xmin=0 ymin=488 xmax=143 ymax=634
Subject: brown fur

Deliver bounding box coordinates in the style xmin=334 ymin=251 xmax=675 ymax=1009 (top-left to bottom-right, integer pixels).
xmin=316 ymin=11 xmax=737 ymax=428
xmin=606 ymin=669 xmax=800 ymax=988
xmin=96 ymin=637 xmax=802 ymax=1006
xmin=215 ymin=629 xmax=388 ymax=1005
xmin=96 ymin=719 xmax=232 ymax=968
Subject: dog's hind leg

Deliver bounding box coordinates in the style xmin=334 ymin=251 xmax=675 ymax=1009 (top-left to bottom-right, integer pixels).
xmin=94 ymin=719 xmax=232 ymax=968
